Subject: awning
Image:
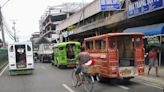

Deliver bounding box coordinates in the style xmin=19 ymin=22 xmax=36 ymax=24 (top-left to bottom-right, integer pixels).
xmin=124 ymin=23 xmax=164 ymax=37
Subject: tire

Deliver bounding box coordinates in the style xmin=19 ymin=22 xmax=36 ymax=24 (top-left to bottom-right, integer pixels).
xmin=98 ymin=74 xmax=107 ymax=83
xmin=51 ymin=62 xmax=54 ymax=65
xmin=83 ymin=74 xmax=94 ymax=92
xmin=57 ymin=64 xmax=61 ymax=68
xmin=71 ymin=69 xmax=78 ymax=87
xmin=123 ymin=78 xmax=131 ymax=82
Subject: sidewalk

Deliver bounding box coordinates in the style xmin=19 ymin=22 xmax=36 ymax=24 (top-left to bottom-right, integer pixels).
xmin=136 ymin=66 xmax=164 ymax=87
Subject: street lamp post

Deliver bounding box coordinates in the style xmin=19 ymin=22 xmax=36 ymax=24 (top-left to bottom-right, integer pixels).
xmin=12 ymin=21 xmax=16 ymax=42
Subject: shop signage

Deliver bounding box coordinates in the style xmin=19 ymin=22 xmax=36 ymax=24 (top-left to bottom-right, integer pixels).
xmin=147 ymin=36 xmax=160 ymax=44
xmin=62 ymin=31 xmax=68 ymax=38
xmin=127 ymin=0 xmax=164 ymax=18
xmin=100 ymin=0 xmax=121 ymax=11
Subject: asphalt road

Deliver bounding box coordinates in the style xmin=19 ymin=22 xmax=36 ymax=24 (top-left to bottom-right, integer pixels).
xmin=0 ymin=63 xmax=163 ymax=92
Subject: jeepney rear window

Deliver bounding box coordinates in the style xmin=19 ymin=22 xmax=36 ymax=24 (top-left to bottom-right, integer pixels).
xmin=95 ymin=39 xmax=106 ymax=50
xmin=10 ymin=46 xmax=14 ymax=52
xmin=117 ymin=36 xmax=134 ymax=58
xmin=86 ymin=41 xmax=93 ymax=50
xmin=27 ymin=45 xmax=31 ymax=51
xmin=59 ymin=47 xmax=63 ymax=50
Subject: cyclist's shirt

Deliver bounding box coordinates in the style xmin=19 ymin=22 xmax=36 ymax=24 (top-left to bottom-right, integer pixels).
xmin=78 ymin=52 xmax=90 ymax=65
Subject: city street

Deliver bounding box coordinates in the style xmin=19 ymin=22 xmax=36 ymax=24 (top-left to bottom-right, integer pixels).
xmin=0 ymin=63 xmax=163 ymax=92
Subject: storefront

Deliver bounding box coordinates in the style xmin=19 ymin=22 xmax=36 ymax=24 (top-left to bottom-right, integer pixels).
xmin=124 ymin=23 xmax=164 ymax=66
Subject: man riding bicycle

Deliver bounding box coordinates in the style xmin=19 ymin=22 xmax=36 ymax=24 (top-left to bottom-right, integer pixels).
xmin=75 ymin=47 xmax=91 ymax=86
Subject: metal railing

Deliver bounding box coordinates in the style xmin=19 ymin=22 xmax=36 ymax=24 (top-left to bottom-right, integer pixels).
xmin=0 ymin=48 xmax=8 ymax=69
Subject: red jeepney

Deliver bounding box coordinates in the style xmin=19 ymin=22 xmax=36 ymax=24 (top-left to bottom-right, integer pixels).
xmin=84 ymin=33 xmax=145 ymax=81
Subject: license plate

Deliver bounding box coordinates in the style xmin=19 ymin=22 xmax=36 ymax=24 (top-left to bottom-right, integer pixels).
xmin=120 ymin=69 xmax=131 ymax=76
xmin=119 ymin=67 xmax=135 ymax=77
xmin=17 ymin=64 xmax=26 ymax=68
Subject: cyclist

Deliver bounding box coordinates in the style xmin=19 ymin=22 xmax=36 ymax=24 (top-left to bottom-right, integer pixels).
xmin=75 ymin=47 xmax=91 ymax=86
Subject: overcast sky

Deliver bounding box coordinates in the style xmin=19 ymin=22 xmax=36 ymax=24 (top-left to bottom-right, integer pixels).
xmin=0 ymin=0 xmax=94 ymax=43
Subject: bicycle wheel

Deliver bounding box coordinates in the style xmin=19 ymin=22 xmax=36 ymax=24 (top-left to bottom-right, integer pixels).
xmin=71 ymin=69 xmax=78 ymax=87
xmin=83 ymin=74 xmax=94 ymax=92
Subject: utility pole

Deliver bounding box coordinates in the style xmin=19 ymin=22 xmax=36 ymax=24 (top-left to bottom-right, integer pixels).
xmin=0 ymin=0 xmax=11 ymax=47
xmin=0 ymin=7 xmax=5 ymax=46
xmin=12 ymin=20 xmax=16 ymax=42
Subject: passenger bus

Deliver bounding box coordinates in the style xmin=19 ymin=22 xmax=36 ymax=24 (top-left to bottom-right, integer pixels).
xmin=84 ymin=33 xmax=145 ymax=81
xmin=8 ymin=42 xmax=34 ymax=75
xmin=52 ymin=42 xmax=81 ymax=68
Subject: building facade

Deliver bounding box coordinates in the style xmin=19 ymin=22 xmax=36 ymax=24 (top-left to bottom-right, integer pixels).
xmin=39 ymin=3 xmax=86 ymax=42
xmin=56 ymin=0 xmax=164 ymax=65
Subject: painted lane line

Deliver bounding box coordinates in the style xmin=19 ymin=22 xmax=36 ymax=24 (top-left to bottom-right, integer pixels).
xmin=0 ymin=64 xmax=8 ymax=77
xmin=142 ymin=82 xmax=163 ymax=90
xmin=62 ymin=84 xmax=75 ymax=92
xmin=117 ymin=85 xmax=130 ymax=90
xmin=135 ymin=78 xmax=164 ymax=90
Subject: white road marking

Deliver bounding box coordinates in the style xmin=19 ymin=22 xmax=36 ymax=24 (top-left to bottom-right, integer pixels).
xmin=135 ymin=78 xmax=164 ymax=90
xmin=0 ymin=64 xmax=8 ymax=77
xmin=117 ymin=85 xmax=130 ymax=90
xmin=62 ymin=84 xmax=75 ymax=92
xmin=142 ymin=82 xmax=164 ymax=90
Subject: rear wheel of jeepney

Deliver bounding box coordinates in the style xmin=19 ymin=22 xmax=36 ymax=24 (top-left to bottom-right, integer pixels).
xmin=123 ymin=78 xmax=130 ymax=81
xmin=122 ymin=77 xmax=131 ymax=83
xmin=98 ymin=74 xmax=107 ymax=83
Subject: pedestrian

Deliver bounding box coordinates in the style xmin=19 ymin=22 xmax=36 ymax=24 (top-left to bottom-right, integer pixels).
xmin=147 ymin=48 xmax=159 ymax=77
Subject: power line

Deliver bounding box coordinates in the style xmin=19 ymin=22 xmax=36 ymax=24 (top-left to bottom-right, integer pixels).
xmin=1 ymin=13 xmax=14 ymax=41
xmin=1 ymin=0 xmax=11 ymax=8
xmin=0 ymin=0 xmax=12 ymax=46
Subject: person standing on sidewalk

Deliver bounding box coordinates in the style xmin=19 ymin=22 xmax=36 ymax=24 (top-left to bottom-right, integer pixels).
xmin=147 ymin=48 xmax=159 ymax=77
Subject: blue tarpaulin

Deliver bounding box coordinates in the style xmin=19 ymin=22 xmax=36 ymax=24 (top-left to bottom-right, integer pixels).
xmin=124 ymin=23 xmax=164 ymax=36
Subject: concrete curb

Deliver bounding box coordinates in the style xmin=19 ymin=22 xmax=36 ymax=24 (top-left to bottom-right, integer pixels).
xmin=136 ymin=76 xmax=164 ymax=88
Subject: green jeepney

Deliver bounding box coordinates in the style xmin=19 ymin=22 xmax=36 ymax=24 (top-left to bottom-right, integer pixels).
xmin=52 ymin=42 xmax=81 ymax=68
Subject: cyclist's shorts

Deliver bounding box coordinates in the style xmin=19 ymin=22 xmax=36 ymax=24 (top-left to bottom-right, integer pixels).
xmin=75 ymin=66 xmax=82 ymax=74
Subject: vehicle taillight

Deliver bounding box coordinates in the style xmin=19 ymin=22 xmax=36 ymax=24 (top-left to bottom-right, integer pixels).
xmin=138 ymin=66 xmax=144 ymax=75
xmin=10 ymin=64 xmax=15 ymax=66
xmin=28 ymin=63 xmax=32 ymax=65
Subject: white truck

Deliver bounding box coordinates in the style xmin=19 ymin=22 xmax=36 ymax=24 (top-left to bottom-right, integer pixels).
xmin=8 ymin=42 xmax=34 ymax=75
xmin=37 ymin=43 xmax=53 ymax=63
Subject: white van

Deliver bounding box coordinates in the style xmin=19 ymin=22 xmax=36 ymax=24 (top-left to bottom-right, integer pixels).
xmin=8 ymin=42 xmax=34 ymax=75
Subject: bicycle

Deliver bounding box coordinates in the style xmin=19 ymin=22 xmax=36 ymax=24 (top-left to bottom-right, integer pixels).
xmin=71 ymin=67 xmax=99 ymax=92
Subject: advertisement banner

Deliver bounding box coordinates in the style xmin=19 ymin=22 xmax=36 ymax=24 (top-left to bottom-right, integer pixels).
xmin=127 ymin=0 xmax=164 ymax=18
xmin=100 ymin=0 xmax=121 ymax=11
